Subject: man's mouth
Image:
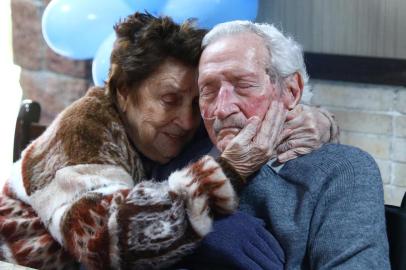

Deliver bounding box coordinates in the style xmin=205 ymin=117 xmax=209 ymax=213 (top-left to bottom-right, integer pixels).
xmin=217 ymin=127 xmax=240 ymax=138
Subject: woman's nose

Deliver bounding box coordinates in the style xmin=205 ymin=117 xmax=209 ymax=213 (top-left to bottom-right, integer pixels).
xmin=175 ymin=105 xmax=199 ymax=131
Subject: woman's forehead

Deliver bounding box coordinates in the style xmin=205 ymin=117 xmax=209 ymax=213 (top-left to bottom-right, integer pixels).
xmin=134 ymin=59 xmax=198 ymax=97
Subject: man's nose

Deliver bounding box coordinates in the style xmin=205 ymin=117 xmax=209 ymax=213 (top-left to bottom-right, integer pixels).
xmin=214 ymin=84 xmax=239 ymax=119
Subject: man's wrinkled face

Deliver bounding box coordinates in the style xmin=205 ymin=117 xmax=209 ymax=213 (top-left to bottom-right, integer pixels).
xmin=198 ymin=33 xmax=279 ymax=151
xmin=123 ymin=58 xmax=200 ymax=164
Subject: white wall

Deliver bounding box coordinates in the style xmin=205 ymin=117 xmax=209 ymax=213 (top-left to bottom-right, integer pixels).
xmin=0 ymin=0 xmax=22 ymax=185
xmin=311 ymin=79 xmax=406 ymax=206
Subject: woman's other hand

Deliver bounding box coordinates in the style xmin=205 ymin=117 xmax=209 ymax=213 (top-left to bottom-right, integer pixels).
xmin=276 ymin=104 xmax=339 ymax=163
xmin=219 ymin=101 xmax=287 ymax=180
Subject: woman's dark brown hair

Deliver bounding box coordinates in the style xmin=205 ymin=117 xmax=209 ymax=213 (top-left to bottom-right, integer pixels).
xmin=107 ymin=12 xmax=207 ymax=101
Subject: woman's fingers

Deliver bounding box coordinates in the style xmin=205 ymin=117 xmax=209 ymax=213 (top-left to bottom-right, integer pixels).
xmin=255 ymin=101 xmax=287 ymax=155
xmin=220 ymin=101 xmax=287 ymax=179
xmin=232 ymin=116 xmax=261 ymax=146
xmin=277 ymin=146 xmax=314 ymax=163
xmin=285 ymin=104 xmax=303 ymax=121
xmin=269 ymin=102 xmax=288 ymax=147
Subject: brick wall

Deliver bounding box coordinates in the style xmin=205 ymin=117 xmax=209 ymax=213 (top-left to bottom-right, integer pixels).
xmin=12 ymin=0 xmax=405 ymax=205
xmin=311 ymin=80 xmax=406 ymax=206
xmin=11 ymin=0 xmax=92 ymax=124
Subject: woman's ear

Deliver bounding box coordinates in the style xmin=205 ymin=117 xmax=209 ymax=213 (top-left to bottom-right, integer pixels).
xmin=282 ymin=72 xmax=304 ymax=110
xmin=116 ymin=87 xmax=130 ymax=113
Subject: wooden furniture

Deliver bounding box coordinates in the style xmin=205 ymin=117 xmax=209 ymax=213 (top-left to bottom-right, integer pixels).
xmin=13 ymin=100 xmax=46 ymax=162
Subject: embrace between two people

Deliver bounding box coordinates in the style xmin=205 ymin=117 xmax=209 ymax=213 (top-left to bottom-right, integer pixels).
xmin=1 ymin=12 xmax=388 ymax=270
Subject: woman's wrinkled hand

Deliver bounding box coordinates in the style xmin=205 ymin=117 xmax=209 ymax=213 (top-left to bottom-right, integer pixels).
xmin=276 ymin=104 xmax=338 ymax=163
xmin=220 ymin=101 xmax=287 ymax=180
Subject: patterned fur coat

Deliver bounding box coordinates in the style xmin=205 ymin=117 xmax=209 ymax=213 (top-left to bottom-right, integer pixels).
xmin=0 ymin=87 xmax=237 ymax=269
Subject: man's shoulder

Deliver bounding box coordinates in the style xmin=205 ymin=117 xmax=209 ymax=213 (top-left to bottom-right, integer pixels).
xmin=284 ymin=143 xmax=377 ymax=173
xmin=276 ymin=143 xmax=381 ymax=193
xmin=312 ymin=143 xmax=373 ymax=159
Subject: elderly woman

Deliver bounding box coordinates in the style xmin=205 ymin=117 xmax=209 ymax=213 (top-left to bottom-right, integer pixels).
xmin=1 ymin=13 xmax=337 ymax=270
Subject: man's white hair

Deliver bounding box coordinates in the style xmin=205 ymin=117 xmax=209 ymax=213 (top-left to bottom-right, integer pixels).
xmin=202 ymin=21 xmax=312 ymax=104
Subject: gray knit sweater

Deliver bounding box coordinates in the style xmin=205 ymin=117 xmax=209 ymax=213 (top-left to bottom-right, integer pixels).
xmin=239 ymin=143 xmax=390 ymax=269
xmin=155 ymin=141 xmax=390 ymax=269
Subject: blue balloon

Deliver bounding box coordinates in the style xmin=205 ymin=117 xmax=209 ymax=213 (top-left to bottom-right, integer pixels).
xmin=92 ymin=32 xmax=116 ymax=87
xmin=162 ymin=0 xmax=258 ymax=29
xmin=124 ymin=0 xmax=167 ymax=16
xmin=42 ymin=0 xmax=132 ymax=60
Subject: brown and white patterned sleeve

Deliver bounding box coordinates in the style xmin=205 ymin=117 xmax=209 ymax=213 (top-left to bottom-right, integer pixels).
xmin=11 ymin=155 xmax=236 ymax=270
xmin=0 ymin=185 xmax=78 ymax=270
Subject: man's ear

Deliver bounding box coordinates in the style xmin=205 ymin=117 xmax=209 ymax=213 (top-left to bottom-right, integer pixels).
xmin=282 ymin=72 xmax=303 ymax=110
xmin=116 ymin=87 xmax=130 ymax=113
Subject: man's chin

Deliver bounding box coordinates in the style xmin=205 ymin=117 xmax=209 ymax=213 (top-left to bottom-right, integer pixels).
xmin=216 ymin=137 xmax=233 ymax=152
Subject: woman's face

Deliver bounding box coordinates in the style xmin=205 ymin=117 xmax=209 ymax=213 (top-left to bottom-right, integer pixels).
xmin=119 ymin=58 xmax=200 ymax=164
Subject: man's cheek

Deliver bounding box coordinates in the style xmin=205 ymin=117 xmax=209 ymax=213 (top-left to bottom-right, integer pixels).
xmin=242 ymin=96 xmax=271 ymax=120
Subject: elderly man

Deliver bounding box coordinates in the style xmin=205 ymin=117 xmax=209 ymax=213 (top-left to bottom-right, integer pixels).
xmin=166 ymin=21 xmax=390 ymax=269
